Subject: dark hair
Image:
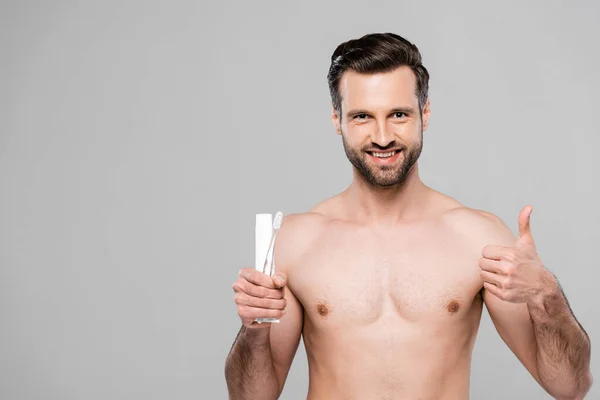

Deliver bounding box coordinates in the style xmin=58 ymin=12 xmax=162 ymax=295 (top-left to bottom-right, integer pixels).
xmin=327 ymin=32 xmax=429 ymax=118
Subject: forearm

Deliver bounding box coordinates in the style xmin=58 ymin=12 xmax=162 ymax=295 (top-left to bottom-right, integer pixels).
xmin=225 ymin=326 xmax=280 ymax=400
xmin=528 ymin=277 xmax=592 ymax=399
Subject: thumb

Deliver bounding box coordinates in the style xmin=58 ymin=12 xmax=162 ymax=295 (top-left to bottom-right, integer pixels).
xmin=272 ymin=273 xmax=287 ymax=288
xmin=517 ymin=205 xmax=535 ymax=246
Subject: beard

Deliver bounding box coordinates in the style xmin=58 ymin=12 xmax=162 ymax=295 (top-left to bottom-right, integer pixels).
xmin=341 ymin=129 xmax=423 ymax=188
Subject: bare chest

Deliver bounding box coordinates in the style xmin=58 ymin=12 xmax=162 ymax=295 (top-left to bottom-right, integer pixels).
xmin=288 ymin=225 xmax=483 ymax=326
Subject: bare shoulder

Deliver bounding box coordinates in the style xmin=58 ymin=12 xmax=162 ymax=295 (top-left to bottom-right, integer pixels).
xmin=440 ymin=206 xmax=517 ymax=247
xmin=277 ymin=193 xmax=343 ymax=239
xmin=273 ymin=205 xmax=333 ymax=274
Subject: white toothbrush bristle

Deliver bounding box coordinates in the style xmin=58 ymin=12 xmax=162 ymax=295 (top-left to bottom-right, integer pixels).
xmin=273 ymin=211 xmax=283 ymax=229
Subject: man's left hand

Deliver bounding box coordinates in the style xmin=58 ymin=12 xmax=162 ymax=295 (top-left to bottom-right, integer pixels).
xmin=479 ymin=205 xmax=555 ymax=304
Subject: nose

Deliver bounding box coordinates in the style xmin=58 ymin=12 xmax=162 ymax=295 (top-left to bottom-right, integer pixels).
xmin=371 ymin=120 xmax=395 ymax=148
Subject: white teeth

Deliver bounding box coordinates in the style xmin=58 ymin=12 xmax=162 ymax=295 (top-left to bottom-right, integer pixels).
xmin=372 ymin=151 xmax=396 ymax=158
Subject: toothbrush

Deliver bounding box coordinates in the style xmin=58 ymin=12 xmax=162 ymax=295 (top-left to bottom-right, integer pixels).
xmin=263 ymin=211 xmax=283 ymax=277
xmin=256 ymin=211 xmax=283 ymax=324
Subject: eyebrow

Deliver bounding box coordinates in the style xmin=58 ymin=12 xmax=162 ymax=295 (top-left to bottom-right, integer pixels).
xmin=346 ymin=107 xmax=417 ymax=118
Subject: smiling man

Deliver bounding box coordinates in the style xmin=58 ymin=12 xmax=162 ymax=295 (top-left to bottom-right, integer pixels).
xmin=225 ymin=33 xmax=593 ymax=399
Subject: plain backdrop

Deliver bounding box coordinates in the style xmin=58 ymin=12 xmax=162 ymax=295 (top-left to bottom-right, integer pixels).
xmin=1 ymin=1 xmax=598 ymax=399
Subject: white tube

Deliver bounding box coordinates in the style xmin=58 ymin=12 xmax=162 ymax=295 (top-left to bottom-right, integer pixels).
xmin=255 ymin=213 xmax=272 ymax=274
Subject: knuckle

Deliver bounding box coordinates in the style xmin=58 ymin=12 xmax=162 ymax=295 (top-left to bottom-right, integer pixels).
xmin=245 ymin=269 xmax=256 ymax=281
xmin=262 ymin=298 xmax=275 ymax=308
xmin=254 ymin=297 xmax=267 ymax=308
xmin=234 ymin=293 xmax=244 ymax=305
xmin=506 ymin=265 xmax=517 ymax=276
xmin=258 ymin=287 xmax=270 ymax=298
xmin=264 ymin=299 xmax=275 ymax=309
xmin=273 ymin=298 xmax=285 ymax=310
xmin=264 ymin=298 xmax=277 ymax=309
xmin=237 ymin=305 xmax=248 ymax=317
xmin=232 ymin=280 xmax=245 ymax=292
xmin=504 ymin=251 xmax=516 ymax=263
xmin=248 ymin=284 xmax=262 ymax=297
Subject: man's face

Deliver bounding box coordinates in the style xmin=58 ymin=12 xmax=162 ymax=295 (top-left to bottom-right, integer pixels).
xmin=332 ymin=66 xmax=430 ymax=188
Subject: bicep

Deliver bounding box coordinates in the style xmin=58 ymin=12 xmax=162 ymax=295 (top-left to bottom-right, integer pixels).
xmin=473 ymin=210 xmax=542 ymax=384
xmin=483 ymin=287 xmax=541 ymax=384
xmin=269 ymin=286 xmax=303 ymax=392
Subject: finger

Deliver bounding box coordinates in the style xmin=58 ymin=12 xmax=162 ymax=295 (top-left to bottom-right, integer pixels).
xmin=482 ymin=244 xmax=512 ymax=261
xmin=483 ymin=282 xmax=505 ymax=300
xmin=239 ymin=268 xmax=277 ymax=289
xmin=478 ymin=257 xmax=506 ymax=274
xmin=232 ymin=279 xmax=284 ymax=299
xmin=234 ymin=292 xmax=287 ymax=310
xmin=271 ymin=273 xmax=287 ymax=288
xmin=517 ymin=205 xmax=535 ymax=246
xmin=480 ymin=270 xmax=505 ymax=287
xmin=238 ymin=305 xmax=286 ymax=321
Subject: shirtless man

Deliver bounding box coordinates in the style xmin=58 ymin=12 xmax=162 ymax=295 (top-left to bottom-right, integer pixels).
xmin=224 ymin=33 xmax=593 ymax=399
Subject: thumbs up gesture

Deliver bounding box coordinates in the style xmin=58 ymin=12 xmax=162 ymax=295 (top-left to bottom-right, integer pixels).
xmin=479 ymin=205 xmax=554 ymax=304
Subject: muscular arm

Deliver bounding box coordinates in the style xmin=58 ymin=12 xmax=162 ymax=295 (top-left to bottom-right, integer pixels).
xmin=225 ymin=214 xmax=311 ymax=399
xmin=478 ymin=211 xmax=592 ymax=399
xmin=483 ymin=280 xmax=593 ymax=398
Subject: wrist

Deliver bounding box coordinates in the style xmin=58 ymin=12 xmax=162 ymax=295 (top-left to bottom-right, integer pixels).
xmin=527 ymin=271 xmax=565 ymax=321
xmin=242 ymin=325 xmax=272 ymax=350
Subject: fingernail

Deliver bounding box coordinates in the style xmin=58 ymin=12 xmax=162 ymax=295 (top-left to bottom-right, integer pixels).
xmin=275 ymin=274 xmax=285 ymax=282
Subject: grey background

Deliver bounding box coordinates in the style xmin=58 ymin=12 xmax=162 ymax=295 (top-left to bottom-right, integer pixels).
xmin=1 ymin=1 xmax=598 ymax=399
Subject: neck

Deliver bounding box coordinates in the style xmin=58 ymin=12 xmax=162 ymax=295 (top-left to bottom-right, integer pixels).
xmin=343 ymin=162 xmax=431 ymax=225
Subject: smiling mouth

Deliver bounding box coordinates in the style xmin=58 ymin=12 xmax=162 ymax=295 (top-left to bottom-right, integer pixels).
xmin=367 ymin=150 xmax=401 ymax=159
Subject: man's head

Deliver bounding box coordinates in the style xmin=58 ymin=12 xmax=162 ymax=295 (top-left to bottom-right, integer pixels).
xmin=327 ymin=33 xmax=431 ymax=188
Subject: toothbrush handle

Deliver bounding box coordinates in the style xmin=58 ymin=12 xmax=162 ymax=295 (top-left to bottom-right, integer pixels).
xmin=256 ymin=228 xmax=280 ymax=324
xmin=263 ymin=231 xmax=277 ymax=276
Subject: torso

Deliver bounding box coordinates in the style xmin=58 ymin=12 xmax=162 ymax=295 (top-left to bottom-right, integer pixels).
xmin=277 ymin=191 xmax=494 ymax=399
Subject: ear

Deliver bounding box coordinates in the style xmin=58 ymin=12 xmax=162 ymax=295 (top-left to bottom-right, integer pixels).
xmin=421 ymin=98 xmax=431 ymax=131
xmin=331 ymin=103 xmax=342 ymax=136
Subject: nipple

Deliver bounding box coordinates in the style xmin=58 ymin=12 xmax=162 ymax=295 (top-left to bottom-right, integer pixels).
xmin=446 ymin=300 xmax=460 ymax=314
xmin=316 ymin=303 xmax=329 ymax=317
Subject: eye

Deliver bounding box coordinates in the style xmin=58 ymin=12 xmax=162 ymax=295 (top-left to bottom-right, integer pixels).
xmin=393 ymin=112 xmax=407 ymax=118
xmin=354 ymin=113 xmax=369 ymax=120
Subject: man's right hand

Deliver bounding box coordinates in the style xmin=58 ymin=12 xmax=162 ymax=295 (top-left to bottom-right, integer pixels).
xmin=232 ymin=268 xmax=287 ymax=329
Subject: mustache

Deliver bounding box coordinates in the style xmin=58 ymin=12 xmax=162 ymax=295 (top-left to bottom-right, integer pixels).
xmin=364 ymin=145 xmax=405 ymax=152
